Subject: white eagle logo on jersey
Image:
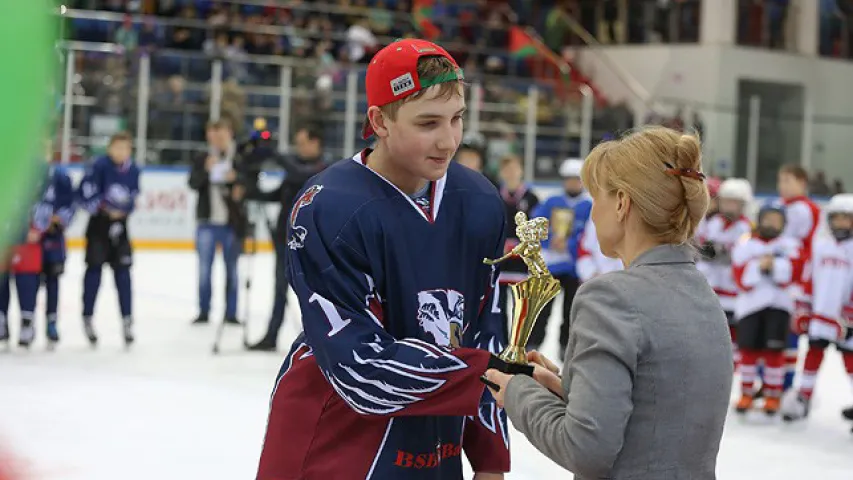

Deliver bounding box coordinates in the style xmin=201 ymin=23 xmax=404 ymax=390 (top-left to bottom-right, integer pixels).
xmin=288 ymin=185 xmax=323 ymax=250
xmin=106 ymin=184 xmax=132 ymax=206
xmin=417 ymin=289 xmax=465 ymax=348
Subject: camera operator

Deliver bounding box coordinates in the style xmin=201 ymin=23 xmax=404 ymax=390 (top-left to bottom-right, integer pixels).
xmin=189 ymin=119 xmax=255 ymax=326
xmin=247 ymin=124 xmax=330 ymax=352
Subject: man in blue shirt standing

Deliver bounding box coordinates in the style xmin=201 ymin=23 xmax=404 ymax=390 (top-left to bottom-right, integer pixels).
xmin=528 ymin=158 xmax=592 ymax=358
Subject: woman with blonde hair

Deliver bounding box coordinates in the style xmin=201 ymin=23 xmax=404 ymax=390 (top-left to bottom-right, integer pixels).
xmin=484 ymin=127 xmax=733 ymax=479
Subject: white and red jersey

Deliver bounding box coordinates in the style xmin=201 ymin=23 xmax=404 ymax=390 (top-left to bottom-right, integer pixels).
xmin=732 ymin=235 xmax=804 ymax=320
xmin=696 ymin=215 xmax=712 ymax=244
xmin=781 ymin=196 xmax=822 ymax=299
xmin=808 ymin=236 xmax=853 ymax=341
xmin=696 ymin=213 xmax=753 ymax=312
xmin=576 ymin=218 xmax=622 ymax=282
xmin=782 ymin=196 xmax=822 ymax=253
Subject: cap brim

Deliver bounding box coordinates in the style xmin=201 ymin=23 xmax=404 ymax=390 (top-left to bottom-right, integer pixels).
xmin=361 ymin=116 xmax=374 ymax=140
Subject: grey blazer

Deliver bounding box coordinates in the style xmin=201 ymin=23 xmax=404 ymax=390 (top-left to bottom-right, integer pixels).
xmin=504 ymin=244 xmax=732 ymax=480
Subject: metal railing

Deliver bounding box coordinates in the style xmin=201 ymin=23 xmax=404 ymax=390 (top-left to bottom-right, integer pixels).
xmin=57 ymin=40 xmax=615 ymax=181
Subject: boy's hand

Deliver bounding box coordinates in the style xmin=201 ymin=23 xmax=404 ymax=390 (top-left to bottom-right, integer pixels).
xmin=231 ymin=184 xmax=245 ymax=201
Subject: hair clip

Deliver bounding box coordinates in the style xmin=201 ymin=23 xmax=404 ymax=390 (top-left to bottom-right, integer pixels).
xmin=662 ymin=162 xmax=706 ymax=181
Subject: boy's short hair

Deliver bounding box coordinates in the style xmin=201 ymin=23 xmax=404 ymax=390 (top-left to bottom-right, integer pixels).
xmin=361 ymin=39 xmax=464 ymax=139
xmin=206 ymin=119 xmax=233 ymax=132
xmin=779 ymin=164 xmax=809 ymax=183
xmin=109 ymin=131 xmax=133 ymax=145
xmin=500 ymin=154 xmax=522 ymax=169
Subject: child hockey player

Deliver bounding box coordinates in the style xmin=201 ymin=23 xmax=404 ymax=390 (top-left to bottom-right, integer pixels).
xmin=257 ymin=39 xmax=512 ymax=480
xmin=777 ymin=165 xmax=821 ymax=390
xmin=732 ymin=204 xmax=804 ymax=415
xmin=697 ymin=178 xmax=753 ymax=368
xmin=34 ymin=147 xmax=76 ymax=346
xmin=782 ymin=194 xmax=853 ymax=424
xmin=77 ymin=132 xmax=140 ymax=348
xmin=575 ymin=216 xmax=622 ymax=282
xmin=0 ymin=146 xmax=75 ymax=348
xmin=495 ymin=154 xmax=539 ymax=336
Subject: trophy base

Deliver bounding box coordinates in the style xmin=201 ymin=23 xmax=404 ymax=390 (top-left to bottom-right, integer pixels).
xmin=487 ymin=351 xmax=534 ymax=377
xmin=499 ymin=346 xmax=529 ymax=366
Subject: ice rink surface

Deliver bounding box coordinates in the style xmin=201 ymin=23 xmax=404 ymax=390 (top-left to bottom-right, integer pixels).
xmin=1 ymin=251 xmax=852 ymax=479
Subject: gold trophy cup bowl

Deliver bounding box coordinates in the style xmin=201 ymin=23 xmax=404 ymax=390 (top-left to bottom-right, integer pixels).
xmin=500 ymin=275 xmax=562 ymax=364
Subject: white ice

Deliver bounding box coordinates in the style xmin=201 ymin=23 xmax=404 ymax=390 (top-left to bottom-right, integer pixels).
xmin=1 ymin=251 xmax=852 ymax=479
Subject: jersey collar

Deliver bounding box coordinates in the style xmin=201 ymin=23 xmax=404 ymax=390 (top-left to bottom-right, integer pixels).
xmin=352 ymin=149 xmax=446 ymax=224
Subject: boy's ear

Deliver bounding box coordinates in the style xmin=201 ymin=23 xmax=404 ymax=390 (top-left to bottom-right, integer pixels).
xmin=368 ymin=106 xmax=390 ymax=138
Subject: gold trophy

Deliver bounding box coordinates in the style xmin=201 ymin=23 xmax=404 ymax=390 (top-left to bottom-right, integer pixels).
xmin=550 ymin=207 xmax=574 ymax=243
xmin=484 ymin=212 xmax=562 ymax=367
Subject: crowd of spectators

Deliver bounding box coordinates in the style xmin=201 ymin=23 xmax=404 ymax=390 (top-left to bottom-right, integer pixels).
xmin=67 ymin=0 xmax=604 ymax=167
xmin=62 ymin=1 xmax=853 ymax=175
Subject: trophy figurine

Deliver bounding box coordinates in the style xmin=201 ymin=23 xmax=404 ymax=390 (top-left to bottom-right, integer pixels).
xmin=484 ymin=211 xmax=562 ymax=367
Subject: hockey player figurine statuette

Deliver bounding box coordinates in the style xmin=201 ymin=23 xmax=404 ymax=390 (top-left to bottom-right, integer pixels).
xmin=484 ymin=211 xmax=561 ymax=365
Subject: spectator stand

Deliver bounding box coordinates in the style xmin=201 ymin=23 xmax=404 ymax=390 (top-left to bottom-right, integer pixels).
xmin=58 ymin=3 xmax=624 ymax=183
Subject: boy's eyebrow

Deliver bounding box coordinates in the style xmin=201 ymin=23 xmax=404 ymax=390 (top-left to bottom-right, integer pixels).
xmin=414 ymin=107 xmax=468 ymax=119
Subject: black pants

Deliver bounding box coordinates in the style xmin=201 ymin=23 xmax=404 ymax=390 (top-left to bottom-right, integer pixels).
xmin=262 ymin=237 xmax=289 ymax=344
xmin=526 ymin=275 xmax=580 ymax=356
xmin=737 ymin=308 xmax=790 ymax=351
xmin=85 ymin=214 xmax=132 ymax=268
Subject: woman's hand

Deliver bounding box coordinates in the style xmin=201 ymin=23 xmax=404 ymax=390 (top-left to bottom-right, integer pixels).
xmin=528 ymin=351 xmax=565 ymax=400
xmin=483 ymin=351 xmax=566 ymax=407
xmin=527 ymin=350 xmax=560 ymax=374
xmin=531 ymin=363 xmax=565 ymax=400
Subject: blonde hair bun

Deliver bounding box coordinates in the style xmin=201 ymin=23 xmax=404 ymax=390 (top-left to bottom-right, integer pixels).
xmin=580 ymin=126 xmax=710 ymax=244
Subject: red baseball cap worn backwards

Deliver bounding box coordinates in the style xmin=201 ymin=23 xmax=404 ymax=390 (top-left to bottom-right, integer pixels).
xmin=361 ymin=38 xmax=464 ymax=139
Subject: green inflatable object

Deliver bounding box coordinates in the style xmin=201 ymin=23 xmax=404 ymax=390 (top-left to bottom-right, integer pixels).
xmin=0 ymin=4 xmax=54 ymax=254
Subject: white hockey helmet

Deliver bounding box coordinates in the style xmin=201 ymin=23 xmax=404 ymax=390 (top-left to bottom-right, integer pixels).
xmin=826 ymin=194 xmax=853 ymax=216
xmin=559 ymin=158 xmax=584 ymax=178
xmin=717 ymin=178 xmax=753 ymax=204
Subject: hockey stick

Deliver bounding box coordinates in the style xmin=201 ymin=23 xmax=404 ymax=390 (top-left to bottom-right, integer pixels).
xmin=241 ymin=220 xmax=259 ymax=349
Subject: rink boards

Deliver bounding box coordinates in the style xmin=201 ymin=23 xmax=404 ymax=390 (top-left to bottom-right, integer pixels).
xmin=59 ymin=165 xmax=826 ymax=251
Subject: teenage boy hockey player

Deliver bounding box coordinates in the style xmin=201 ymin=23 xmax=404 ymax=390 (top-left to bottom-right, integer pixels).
xmin=257 ymin=39 xmax=512 ymax=480
xmin=732 ymin=205 xmax=804 ymax=415
xmin=78 ymin=132 xmax=140 ymax=348
xmin=782 ymin=194 xmax=853 ymax=424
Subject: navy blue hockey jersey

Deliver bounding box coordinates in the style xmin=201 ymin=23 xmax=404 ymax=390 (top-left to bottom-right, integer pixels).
xmin=258 ymin=151 xmax=511 ymax=480
xmin=32 ymin=165 xmax=76 ymax=264
xmin=78 ymin=156 xmax=140 ymax=216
